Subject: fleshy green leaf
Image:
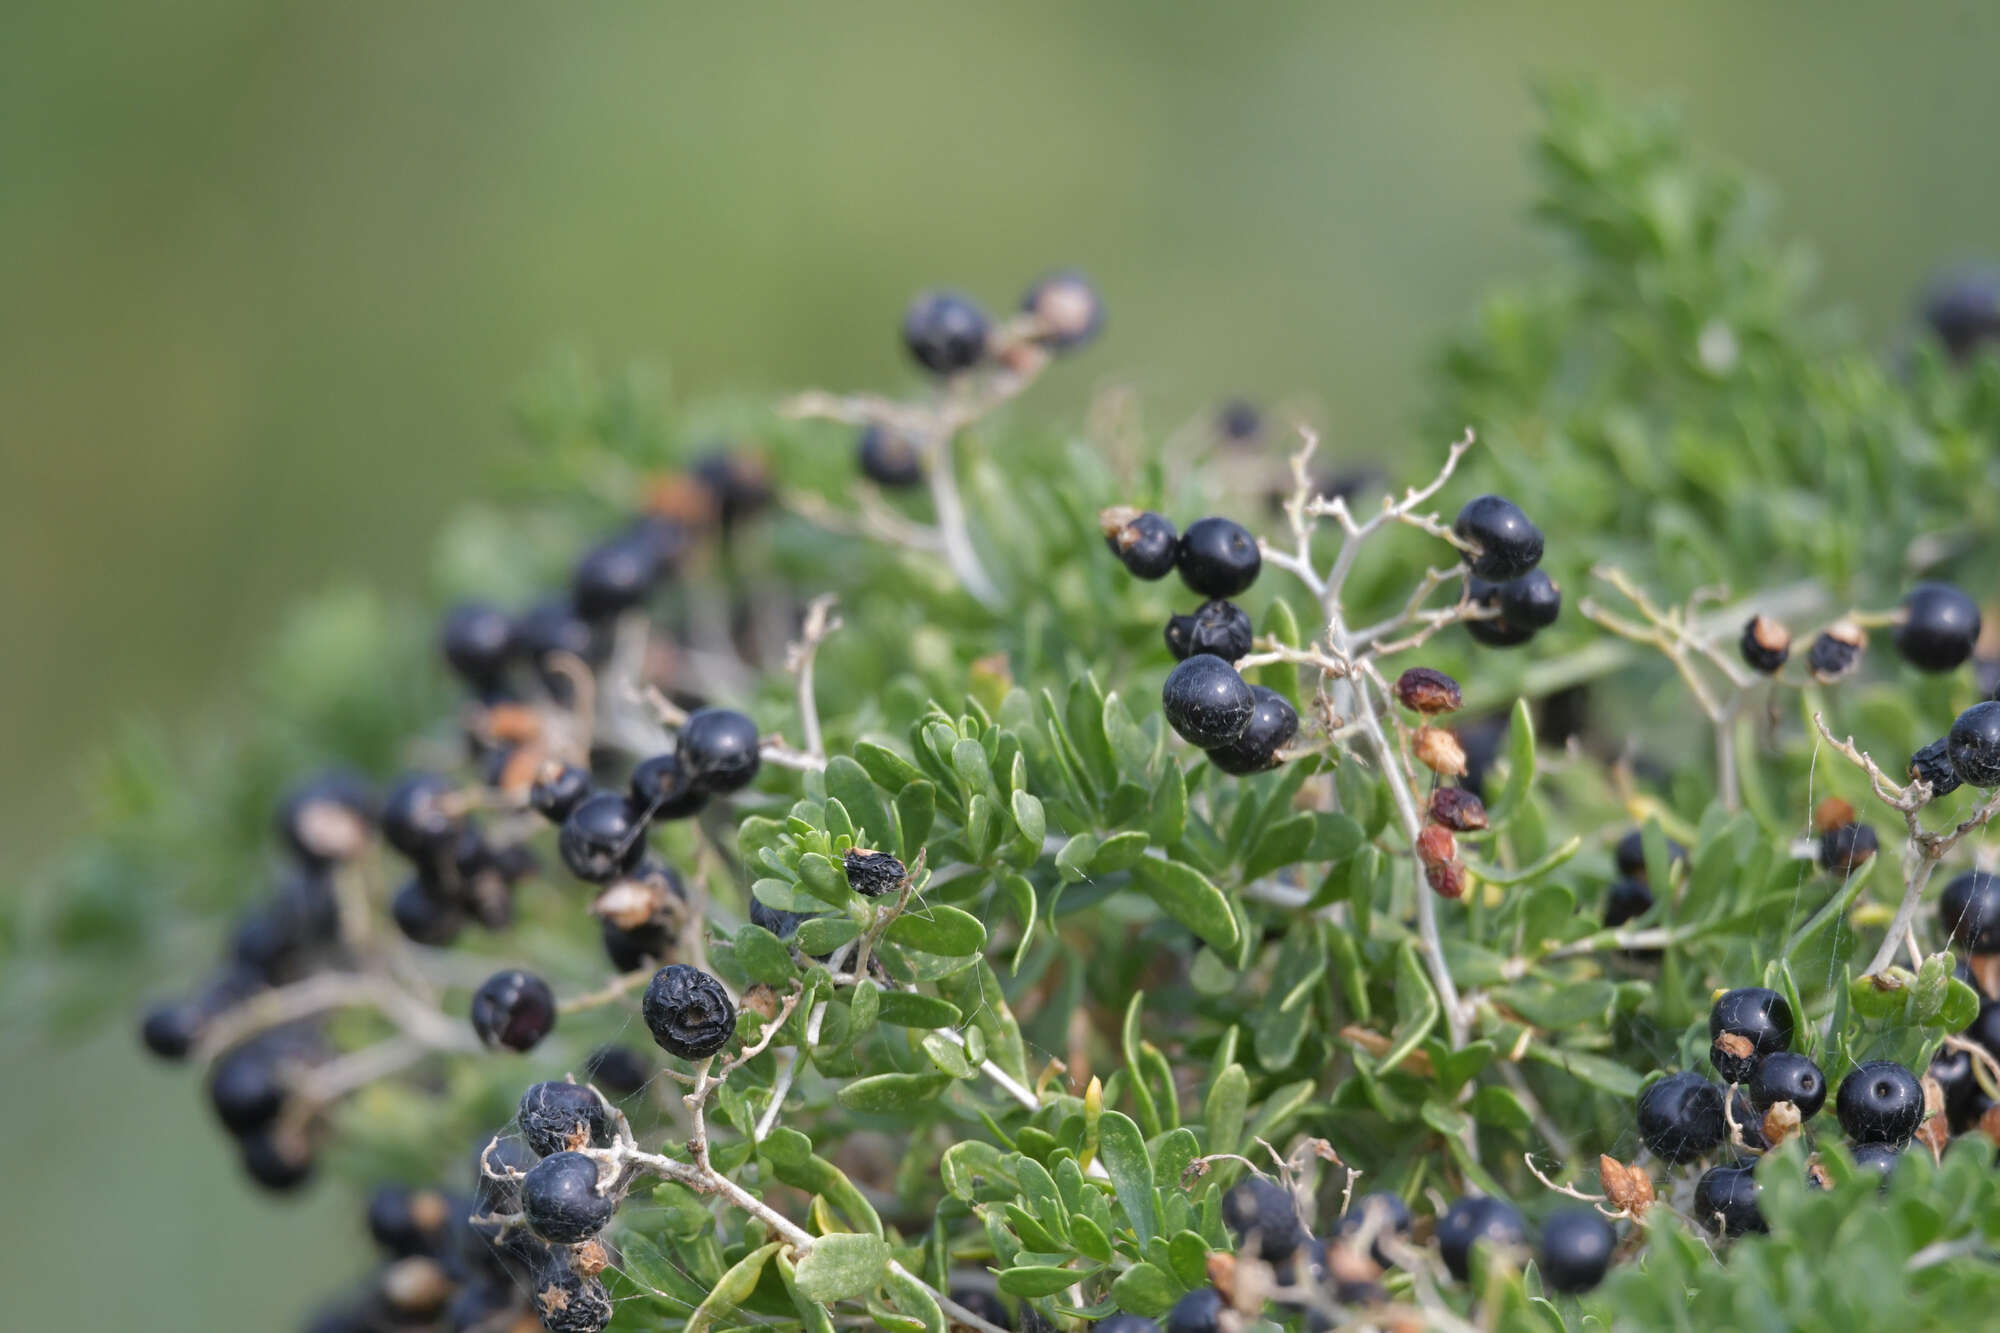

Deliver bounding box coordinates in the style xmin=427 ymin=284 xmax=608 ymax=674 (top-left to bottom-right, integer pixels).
xmin=793 ymin=1233 xmax=891 ymax=1304
xmin=1130 ymin=857 xmax=1241 ymax=952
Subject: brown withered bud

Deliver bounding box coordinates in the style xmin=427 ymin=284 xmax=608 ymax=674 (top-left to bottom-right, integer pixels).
xmin=1916 ymin=1076 xmax=1950 ymax=1161
xmin=1413 ymin=726 xmax=1468 ymax=778
xmin=570 ymin=1239 xmax=613 ymax=1278
xmin=409 ymin=1189 xmax=451 ymax=1233
xmin=1812 ymin=796 xmax=1857 ymax=834
xmin=1415 ymin=823 xmax=1457 ymax=868
xmin=483 ymin=702 xmax=545 ymax=746
xmin=1597 ymin=1154 xmax=1655 ymax=1217
xmin=1428 ymin=787 xmax=1488 ymax=832
xmin=1425 ymin=859 xmax=1468 ymax=900
xmin=591 ymin=880 xmax=674 ymax=932
xmin=742 ymin=984 xmax=781 ymax=1023
xmin=1394 ymin=667 xmax=1463 ymax=715
xmin=1205 ymin=1250 xmax=1239 ymax=1307
xmin=1981 ymin=1103 xmax=2000 ymax=1148
xmin=1715 ymin=1032 xmax=1756 ymax=1065
xmin=1325 ymin=1241 xmax=1384 ymax=1286
xmin=1807 ymin=620 xmax=1868 ymax=684
xmin=1761 ymin=1100 xmax=1802 ymax=1149
xmin=1097 ymin=504 xmax=1142 ymax=545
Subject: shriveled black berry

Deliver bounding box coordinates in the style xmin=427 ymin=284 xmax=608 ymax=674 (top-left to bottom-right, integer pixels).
xmin=519 ymin=1081 xmax=610 ymax=1157
xmin=1602 ymin=877 xmax=1653 ymax=928
xmin=441 ymin=602 xmax=516 ymax=690
xmin=1950 ymin=701 xmax=2000 ymax=788
xmin=382 ymin=773 xmax=461 ymax=863
xmin=1636 ymin=1071 xmax=1726 ymax=1163
xmin=1909 ymin=738 xmax=1962 ymax=798
xmin=858 ymin=424 xmax=924 ymax=488
xmin=1165 ymin=599 xmax=1253 ymax=663
xmin=1614 ymin=829 xmax=1687 ymax=880
xmin=521 ymin=1152 xmax=616 ymax=1244
xmin=1538 ymin=1206 xmax=1615 ymax=1294
xmin=583 ymin=1044 xmax=653 ymax=1097
xmin=1435 ymin=1195 xmax=1526 ymax=1282
xmin=678 ymin=708 xmax=762 ymax=794
xmin=276 ymin=771 xmax=375 ymax=868
xmin=1102 ymin=509 xmax=1179 ymax=581
xmin=1807 ymin=623 xmax=1867 ymax=684
xmin=628 ymin=752 xmax=709 ymax=821
xmin=1941 ymin=870 xmax=2000 ymax=953
xmin=1819 ymin=822 xmax=1878 ymax=874
xmin=1497 ymin=569 xmax=1561 ymax=630
xmin=1895 ymin=582 xmax=1981 ymax=672
xmin=1021 ymin=270 xmax=1104 ymax=352
xmin=643 ymin=964 xmax=737 ymax=1060
xmin=571 ymin=532 xmax=663 ymax=622
xmin=845 ymin=848 xmax=907 ymax=898
xmin=1164 ymin=1288 xmax=1225 ymax=1333
xmin=1709 ymin=987 xmax=1794 ymax=1085
xmin=391 ymin=875 xmax=466 ymax=948
xmin=367 ymin=1184 xmax=453 ymax=1258
xmin=1747 ymin=1051 xmax=1826 ymax=1120
xmin=533 ymin=1262 xmax=614 ymax=1333
xmin=1162 ymin=654 xmax=1255 ymax=749
xmin=240 ymin=1127 xmax=316 ymax=1192
xmin=1924 ymin=267 xmax=2000 ymax=359
xmin=1739 ymin=615 xmax=1791 ymax=674
xmin=1847 ymin=1141 xmax=1902 ymax=1183
xmin=1335 ymin=1191 xmax=1412 ymax=1268
xmin=209 ymin=1038 xmax=295 ymax=1136
xmin=1835 ymin=1060 xmax=1923 ymax=1145
xmin=1220 ymin=1176 xmax=1305 ymax=1262
xmin=472 ymin=970 xmax=557 ymax=1052
xmin=558 ymin=792 xmax=649 ymax=884
xmin=529 ymin=762 xmax=593 ymax=824
xmin=1465 ymin=576 xmax=1537 ymax=648
xmin=750 ymin=896 xmax=813 ymax=941
xmin=1175 ymin=517 xmax=1261 ymax=598
xmin=1205 ymin=686 xmax=1298 ymax=776
xmin=1453 ymin=495 xmax=1543 ymax=582
xmin=903 ymin=291 xmax=990 ymax=375
xmin=1693 ymin=1163 xmax=1766 ymax=1237
xmin=601 ymin=918 xmax=675 ymax=973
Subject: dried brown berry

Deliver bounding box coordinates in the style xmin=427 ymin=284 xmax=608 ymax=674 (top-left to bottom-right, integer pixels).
xmin=1415 ymin=823 xmax=1457 ymax=868
xmin=1425 ymin=859 xmax=1468 ymax=900
xmin=1394 ymin=667 xmax=1462 ymax=715
xmin=1812 ymin=796 xmax=1857 ymax=834
xmin=1597 ymin=1155 xmax=1655 ymax=1217
xmin=1761 ymin=1100 xmax=1802 ymax=1149
xmin=1428 ymin=787 xmax=1488 ymax=831
xmin=1413 ymin=726 xmax=1468 ymax=778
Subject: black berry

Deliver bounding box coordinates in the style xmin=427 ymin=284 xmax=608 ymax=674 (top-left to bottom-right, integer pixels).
xmin=518 ymin=1081 xmax=610 ymax=1157
xmin=571 ymin=532 xmax=663 ymax=623
xmin=1436 ymin=1195 xmax=1527 ymax=1282
xmin=530 ymin=761 xmax=593 ymax=824
xmin=1020 ymin=270 xmax=1104 ymax=352
xmin=601 ymin=917 xmax=675 ymax=973
xmin=391 ymin=875 xmax=466 ymax=947
xmin=381 ymin=773 xmax=461 ymax=864
xmin=441 ymin=602 xmax=516 ymax=691
xmin=1949 ymin=701 xmax=2000 ymax=788
xmin=1220 ymin=1176 xmax=1305 ymax=1262
xmin=532 ymin=1262 xmax=614 ymax=1333
xmin=1165 ymin=599 xmax=1253 ymax=663
xmin=1929 ymin=1045 xmax=1993 ymax=1134
xmin=512 ymin=601 xmax=601 ymax=695
xmin=678 ymin=708 xmax=762 ymax=794
xmin=1614 ymin=829 xmax=1687 ymax=880
xmin=240 ymin=1127 xmax=316 ymax=1192
xmin=1175 ymin=517 xmax=1261 ymax=598
xmin=1746 ymin=1051 xmax=1826 ymax=1120
xmin=858 ymin=425 xmax=924 ymax=488
xmin=844 ymin=848 xmax=907 ymax=898
xmin=276 ymin=771 xmax=375 ymax=868
xmin=1636 ymin=1071 xmax=1726 ymax=1162
xmin=948 ymin=1290 xmax=1010 ymax=1329
xmin=1807 ymin=623 xmax=1866 ymax=684
xmin=1924 ymin=267 xmax=2000 ymax=359
xmin=693 ymin=450 xmax=773 ymax=530
xmin=1941 ymin=870 xmax=2000 ymax=953
xmin=1102 ymin=509 xmax=1179 ymax=581
xmin=1537 ymin=1206 xmax=1615 ymax=1294
xmin=1693 ymin=1163 xmax=1766 ymax=1237
xmin=1162 ymin=654 xmax=1255 ymax=750
xmin=1498 ymin=569 xmax=1562 ymax=630
xmin=1895 ymin=582 xmax=1981 ymax=672
xmin=1217 ymin=399 xmax=1262 ymax=445
xmin=1739 ymin=616 xmax=1791 ymax=674
xmin=520 ymin=1151 xmax=616 ymax=1244
xmin=1465 ymin=576 xmax=1538 ymax=648
xmin=1096 ymin=1318 xmax=1163 ymax=1333
xmin=629 ymin=752 xmax=709 ymax=821
xmin=1908 ymin=738 xmax=1962 ymax=798
xmin=367 ymin=1184 xmax=453 ymax=1258
xmin=903 ymin=291 xmax=990 ymax=375
xmin=643 ymin=964 xmax=737 ymax=1060
xmin=1847 ymin=1141 xmax=1902 ymax=1182
xmin=1335 ymin=1191 xmax=1412 ymax=1268
xmin=1819 ymin=821 xmax=1878 ymax=874
xmin=229 ymin=871 xmax=340 ymax=984
xmin=583 ymin=1044 xmax=653 ymax=1097
xmin=1205 ymin=685 xmax=1298 ymax=776
xmin=558 ymin=792 xmax=649 ymax=884
xmin=1835 ymin=1060 xmax=1923 ymax=1145
xmin=1602 ymin=877 xmax=1653 ymax=928
xmin=1453 ymin=495 xmax=1543 ymax=582
xmin=1164 ymin=1288 xmax=1225 ymax=1333
xmin=471 ymin=970 xmax=557 ymax=1052
xmin=750 ymin=896 xmax=815 ymax=941
xmin=209 ymin=1038 xmax=295 ymax=1136
xmin=1709 ymin=987 xmax=1794 ymax=1084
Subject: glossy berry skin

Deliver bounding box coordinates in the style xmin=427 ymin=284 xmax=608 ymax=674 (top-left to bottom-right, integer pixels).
xmin=845 ymin=848 xmax=907 ymax=897
xmin=441 ymin=602 xmax=516 ymax=690
xmin=643 ymin=964 xmax=737 ymax=1060
xmin=1847 ymin=1141 xmax=1902 ymax=1182
xmin=1165 ymin=599 xmax=1253 ymax=663
xmin=1175 ymin=517 xmax=1261 ymax=598
xmin=629 ymin=752 xmax=710 ymax=821
xmin=534 ymin=1264 xmax=614 ymax=1333
xmin=1538 ymin=1206 xmax=1615 ymax=1294
xmin=519 ymin=1081 xmax=610 ymax=1157
xmin=1949 ymin=701 xmax=2000 ymax=788
xmin=1453 ymin=495 xmax=1543 ymax=582
xmin=902 ymin=291 xmax=990 ymax=375
xmin=558 ymin=792 xmax=648 ymax=884
xmin=1164 ymin=1288 xmax=1225 ymax=1333
xmin=678 ymin=708 xmax=762 ymax=794
xmin=1739 ymin=615 xmax=1791 ymax=673
xmin=530 ymin=762 xmax=593 ymax=824
xmin=601 ymin=918 xmax=674 ymax=973
xmin=1819 ymin=822 xmax=1878 ymax=873
xmin=1941 ymin=870 xmax=2000 ymax=953
xmin=583 ymin=1044 xmax=653 ymax=1097
xmin=1497 ymin=569 xmax=1561 ymax=630
xmin=1747 ymin=1051 xmax=1826 ymax=1120
xmin=209 ymin=1039 xmax=293 ymax=1136
xmin=1693 ymin=1163 xmax=1766 ymax=1237
xmin=471 ymin=970 xmax=557 ymax=1052
xmin=381 ymin=773 xmax=461 ymax=863
xmin=1162 ymin=654 xmax=1255 ymax=749
xmin=521 ymin=1152 xmax=615 ymax=1244
xmin=1436 ymin=1195 xmax=1526 ymax=1282
xmin=1108 ymin=511 xmax=1179 ymax=580
xmin=1465 ymin=576 xmax=1537 ymax=648
xmin=1602 ymin=877 xmax=1653 ymax=928
xmin=571 ymin=533 xmax=662 ymax=623
xmin=1909 ymin=737 xmax=1962 ymax=797
xmin=512 ymin=600 xmax=600 ymax=676
xmin=1205 ymin=686 xmax=1299 ymax=776
xmin=1020 ymin=270 xmax=1104 ymax=352
xmin=1335 ymin=1191 xmax=1412 ymax=1268
xmin=1708 ymin=987 xmax=1794 ymax=1083
xmin=391 ymin=876 xmax=466 ymax=948
xmin=1636 ymin=1071 xmax=1726 ymax=1162
xmin=1835 ymin=1060 xmax=1924 ymax=1145
xmin=857 ymin=424 xmax=924 ymax=488
xmin=1895 ymin=582 xmax=1981 ymax=672
xmin=240 ymin=1127 xmax=315 ymax=1192
xmin=1220 ymin=1176 xmax=1305 ymax=1262
xmin=1614 ymin=829 xmax=1687 ymax=879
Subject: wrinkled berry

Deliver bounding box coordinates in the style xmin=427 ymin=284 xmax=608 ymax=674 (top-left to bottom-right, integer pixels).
xmin=1636 ymin=1071 xmax=1726 ymax=1162
xmin=1747 ymin=1051 xmax=1826 ymax=1120
xmin=519 ymin=1081 xmax=610 ymax=1157
xmin=1739 ymin=616 xmax=1791 ymax=674
xmin=1220 ymin=1176 xmax=1305 ymax=1262
xmin=1102 ymin=509 xmax=1179 ymax=581
xmin=1835 ymin=1060 xmax=1923 ymax=1145
xmin=1165 ymin=599 xmax=1253 ymax=663
xmin=629 ymin=752 xmax=709 ymax=821
xmin=845 ymin=848 xmax=907 ymax=898
xmin=1436 ymin=1195 xmax=1526 ymax=1282
xmin=1693 ymin=1163 xmax=1765 ymax=1236
xmin=643 ymin=964 xmax=737 ymax=1060
xmin=1538 ymin=1206 xmax=1615 ymax=1293
xmin=1807 ymin=622 xmax=1867 ymax=684
xmin=1428 ymin=787 xmax=1488 ymax=832
xmin=521 ymin=1152 xmax=615 ymax=1244
xmin=678 ymin=708 xmax=762 ymax=794
xmin=533 ymin=1262 xmax=614 ymax=1333
xmin=558 ymin=792 xmax=649 ymax=884
xmin=1176 ymin=517 xmax=1261 ymax=598
xmin=472 ymin=970 xmax=556 ymax=1052
xmin=1020 ymin=270 xmax=1104 ymax=352
xmin=1896 ymin=582 xmax=1981 ymax=672
xmin=1909 ymin=738 xmax=1962 ymax=798
xmin=1709 ymin=987 xmax=1794 ymax=1084
xmin=903 ymin=291 xmax=990 ymax=375
xmin=1162 ymin=654 xmax=1255 ymax=749
xmin=1453 ymin=495 xmax=1542 ymax=582
xmin=1941 ymin=870 xmax=2000 ymax=953
xmin=583 ymin=1044 xmax=653 ymax=1097
xmin=1335 ymin=1191 xmax=1412 ymax=1268
xmin=858 ymin=424 xmax=924 ymax=488
xmin=1394 ymin=667 xmax=1462 ymax=715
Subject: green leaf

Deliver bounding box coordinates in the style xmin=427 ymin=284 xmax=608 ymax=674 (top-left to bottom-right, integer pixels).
xmin=797 ymin=853 xmax=853 ymax=907
xmin=1244 ymin=813 xmax=1317 ymax=881
xmin=1525 ymin=1042 xmax=1642 ymax=1099
xmin=1130 ymin=857 xmax=1241 ymax=952
xmin=836 ymin=1073 xmax=953 ymax=1113
xmin=793 ymin=1233 xmax=891 ymax=1304
xmin=1108 ymin=1264 xmax=1181 ymax=1318
xmin=998 ymin=872 xmax=1038 ymax=973
xmin=854 ymin=740 xmax=926 ymax=793
xmin=1380 ymin=941 xmax=1439 ymax=1075
xmin=1466 ymin=834 xmax=1581 ymax=887
xmin=1069 ymin=1213 xmax=1113 ymax=1262
xmin=826 ymin=755 xmax=894 ymax=852
xmin=1056 ymin=833 xmax=1100 ymax=882
xmin=876 ymin=991 xmax=962 ymax=1028
xmin=1483 ymin=698 xmax=1537 ymax=829
xmin=1149 ymin=764 xmax=1188 ymax=846
xmin=921 ymin=1030 xmax=977 ymax=1077
xmin=896 ymin=781 xmax=937 ymax=854
xmin=940 ymin=1140 xmax=1012 ymax=1201
xmin=734 ymin=924 xmax=798 ymax=986
xmin=1092 ymin=830 xmax=1151 ymax=873
xmin=1939 ymin=976 xmax=1983 ymax=1032
xmin=998 ymin=1264 xmax=1097 ymax=1298
xmin=1009 ymin=788 xmax=1046 ymax=849
xmin=1095 ymin=1109 xmax=1158 ymax=1246
xmin=778 ymin=1254 xmax=839 ymax=1333
xmin=1166 ymin=1231 xmax=1210 ymax=1288
xmin=1203 ymin=1064 xmax=1249 ymax=1159
xmin=754 ymin=876 xmax=830 ymax=914
xmin=884 ymin=904 xmax=987 ymax=956
xmin=687 ymin=1241 xmax=783 ymax=1333
xmin=797 ymin=917 xmax=862 ymax=957
xmin=882 ymin=1266 xmax=945 ymax=1333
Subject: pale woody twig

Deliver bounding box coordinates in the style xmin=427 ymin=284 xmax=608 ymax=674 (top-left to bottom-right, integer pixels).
xmin=786 ymin=594 xmax=842 ymax=759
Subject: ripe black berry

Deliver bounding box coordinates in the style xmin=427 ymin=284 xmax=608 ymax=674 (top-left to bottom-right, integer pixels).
xmin=529 ymin=761 xmax=593 ymax=824
xmin=240 ymin=1126 xmax=316 ymax=1192
xmin=1709 ymin=987 xmax=1794 ymax=1085
xmin=1739 ymin=616 xmax=1791 ymax=674
xmin=1101 ymin=508 xmax=1179 ymax=581
xmin=391 ymin=875 xmax=466 ymax=947
xmin=141 ymin=998 xmax=208 ymax=1061
xmin=643 ymin=964 xmax=737 ymax=1060
xmin=1613 ymin=829 xmax=1687 ymax=880
xmin=1693 ymin=1163 xmax=1766 ymax=1237
xmin=1498 ymin=569 xmax=1562 ymax=630
xmin=602 ymin=918 xmax=675 ymax=973
xmin=1020 ymin=270 xmax=1104 ymax=352
xmin=519 ymin=1081 xmax=610 ymax=1157
xmin=1924 ymin=267 xmax=2000 ymax=359
xmin=903 ymin=291 xmax=990 ymax=375
xmin=471 ymin=970 xmax=557 ymax=1052
xmin=1217 ymin=399 xmax=1262 ymax=444
xmin=1949 ymin=701 xmax=2000 ymax=788
xmin=693 ymin=450 xmax=772 ymax=530
xmin=512 ymin=600 xmax=601 ymax=688
xmin=858 ymin=424 xmax=924 ymax=488
xmin=571 ymin=532 xmax=663 ymax=623
xmin=1436 ymin=1195 xmax=1527 ymax=1282
xmin=209 ymin=1038 xmax=295 ymax=1136
xmin=1807 ymin=622 xmax=1866 ymax=684
xmin=845 ymin=848 xmax=907 ymax=898
xmin=1162 ymin=654 xmax=1255 ymax=749
xmin=521 ymin=1151 xmax=616 ymax=1244
xmin=1908 ymin=737 xmax=1962 ymax=798
xmin=1097 ymin=1317 xmax=1163 ymax=1333
xmin=1895 ymin=582 xmax=1981 ymax=672
xmin=677 ymin=708 xmax=762 ymax=794
xmin=1929 ymin=1045 xmax=1993 ymax=1133
xmin=558 ymin=792 xmax=649 ymax=884
xmin=441 ymin=602 xmax=516 ymax=691
xmin=1746 ymin=1051 xmax=1826 ymax=1120
xmin=367 ymin=1184 xmax=453 ymax=1258
xmin=1453 ymin=495 xmax=1543 ymax=582
xmin=1941 ymin=870 xmax=2000 ymax=953
xmin=1205 ymin=686 xmax=1299 ymax=776
xmin=1165 ymin=599 xmax=1253 ymax=663
xmin=276 ymin=772 xmax=375 ymax=868
xmin=1636 ymin=1071 xmax=1726 ymax=1162
xmin=1335 ymin=1191 xmax=1412 ymax=1268
xmin=629 ymin=752 xmax=709 ymax=821
xmin=1602 ymin=877 xmax=1653 ymax=928
xmin=1847 ymin=1141 xmax=1902 ymax=1182
xmin=1465 ymin=576 xmax=1538 ymax=648
xmin=1819 ymin=821 xmax=1878 ymax=874
xmin=533 ymin=1262 xmax=614 ymax=1333
xmin=381 ymin=773 xmax=461 ymax=863
xmin=1220 ymin=1176 xmax=1304 ymax=1262
xmin=1538 ymin=1206 xmax=1615 ymax=1294
xmin=583 ymin=1044 xmax=653 ymax=1097
xmin=1164 ymin=1288 xmax=1225 ymax=1333
xmin=1175 ymin=517 xmax=1261 ymax=598
xmin=750 ymin=897 xmax=815 ymax=942
xmin=447 ymin=1279 xmax=518 ymax=1332
xmin=1835 ymin=1060 xmax=1923 ymax=1145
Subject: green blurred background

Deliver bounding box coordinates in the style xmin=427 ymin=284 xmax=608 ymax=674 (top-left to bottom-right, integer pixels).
xmin=5 ymin=2 xmax=1999 ymax=1326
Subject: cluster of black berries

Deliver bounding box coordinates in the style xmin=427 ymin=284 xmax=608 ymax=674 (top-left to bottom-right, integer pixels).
xmin=1738 ymin=582 xmax=1982 ymax=685
xmin=1453 ymin=494 xmax=1559 ymax=649
xmin=1930 ymin=872 xmax=2000 ymax=1135
xmin=381 ymin=769 xmax=541 ymax=949
xmin=1600 ymin=828 xmax=1684 ymax=933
